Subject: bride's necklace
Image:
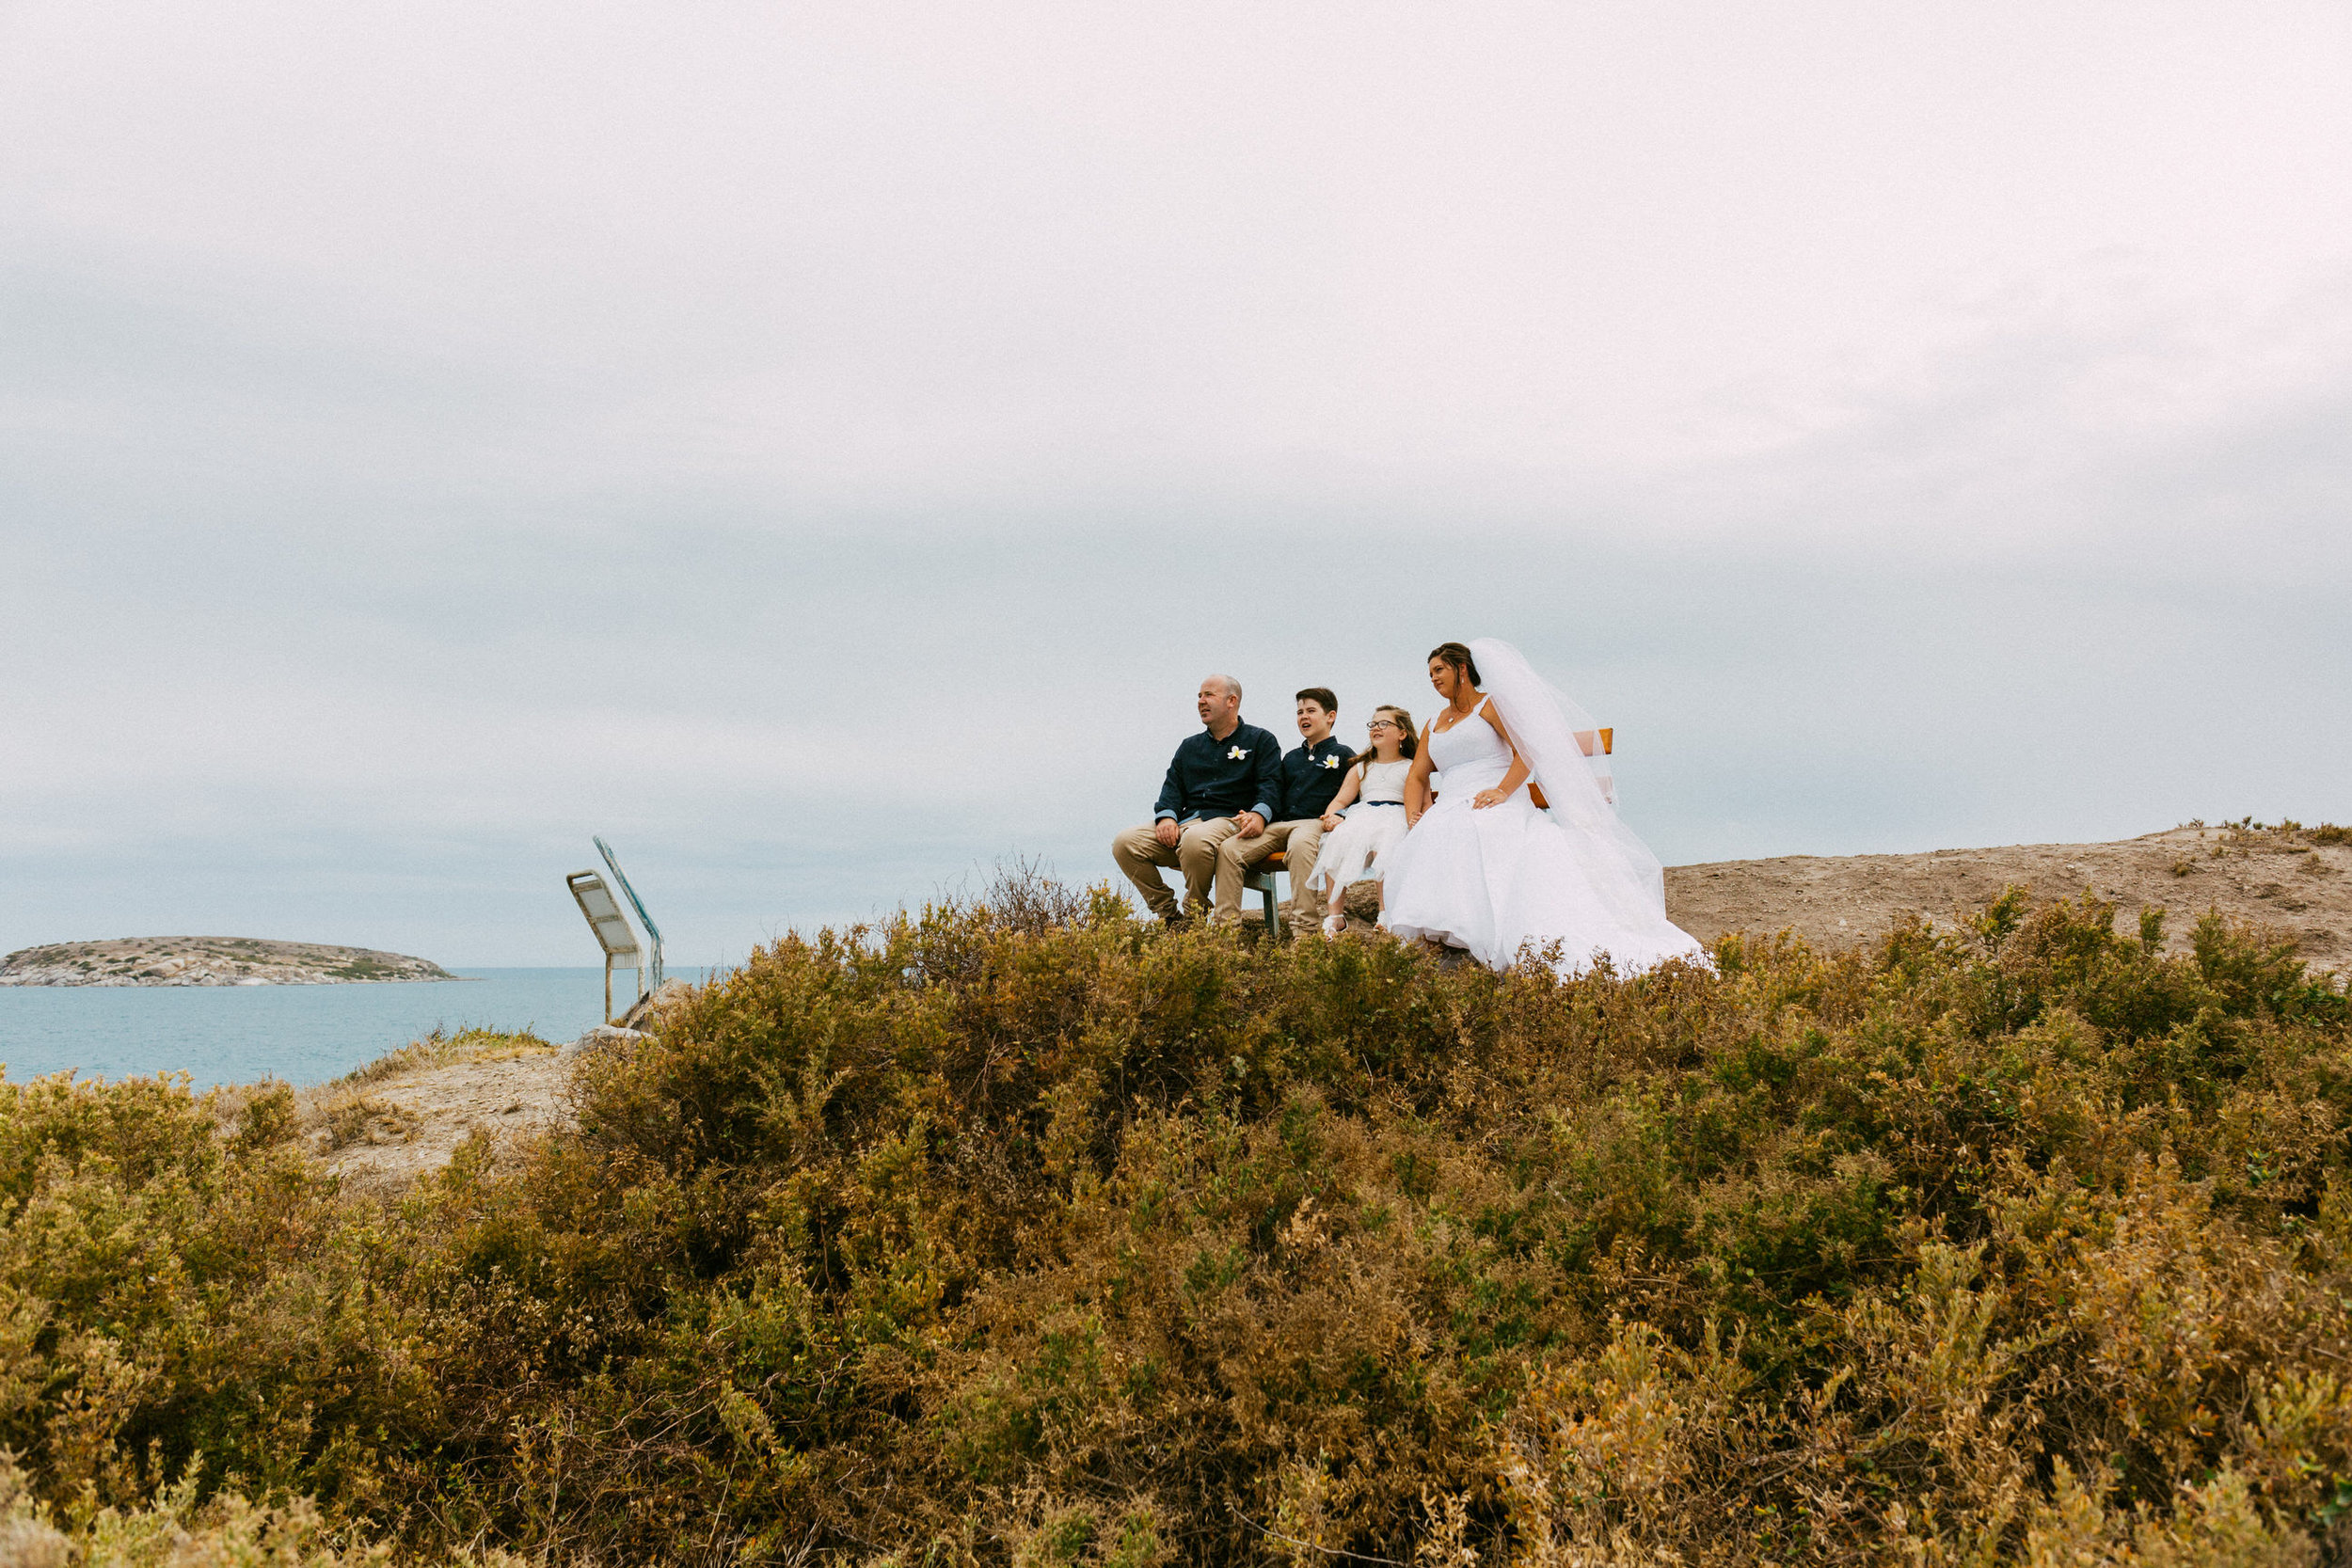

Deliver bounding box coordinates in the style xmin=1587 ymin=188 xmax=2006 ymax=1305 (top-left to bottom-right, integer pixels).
xmin=1432 ymin=697 xmax=1480 ymax=734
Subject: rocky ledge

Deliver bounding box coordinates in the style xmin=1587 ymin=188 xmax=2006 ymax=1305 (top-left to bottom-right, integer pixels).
xmin=0 ymin=936 xmax=457 ymax=987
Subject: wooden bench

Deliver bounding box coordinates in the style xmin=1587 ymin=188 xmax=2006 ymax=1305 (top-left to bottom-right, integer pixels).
xmin=1241 ymin=850 xmax=1292 ymax=935
xmin=1239 ymin=728 xmax=1613 ymax=937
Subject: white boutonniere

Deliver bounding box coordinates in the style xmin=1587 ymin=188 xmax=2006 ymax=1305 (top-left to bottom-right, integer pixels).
xmin=1228 ymin=745 xmax=1248 ymax=760
xmin=1320 ymin=754 xmax=1341 ymax=768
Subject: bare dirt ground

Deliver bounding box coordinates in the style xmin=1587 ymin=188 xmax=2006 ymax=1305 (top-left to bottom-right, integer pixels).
xmin=314 ymin=824 xmax=2350 ymax=1196
xmin=295 ymin=1031 xmax=577 ymax=1197
xmin=306 ymin=1053 xmax=571 ymax=1197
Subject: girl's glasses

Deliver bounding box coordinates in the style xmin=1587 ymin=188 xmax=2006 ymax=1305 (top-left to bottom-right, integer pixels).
xmin=1368 ymin=720 xmax=1397 ymax=730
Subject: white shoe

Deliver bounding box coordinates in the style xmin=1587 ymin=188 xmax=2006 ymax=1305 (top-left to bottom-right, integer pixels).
xmin=1323 ymin=914 xmax=1346 ymax=936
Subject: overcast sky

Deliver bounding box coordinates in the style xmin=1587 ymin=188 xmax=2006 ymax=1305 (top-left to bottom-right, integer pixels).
xmin=5 ymin=1 xmax=2349 ymax=965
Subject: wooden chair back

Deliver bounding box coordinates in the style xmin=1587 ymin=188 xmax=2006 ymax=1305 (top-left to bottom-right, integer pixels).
xmin=1526 ymin=728 xmax=1610 ymax=810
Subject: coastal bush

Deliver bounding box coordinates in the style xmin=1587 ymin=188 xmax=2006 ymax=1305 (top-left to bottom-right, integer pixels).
xmin=0 ymin=1451 xmax=529 ymax=1566
xmin=0 ymin=1069 xmax=443 ymax=1533
xmin=4 ymin=883 xmax=2351 ymax=1564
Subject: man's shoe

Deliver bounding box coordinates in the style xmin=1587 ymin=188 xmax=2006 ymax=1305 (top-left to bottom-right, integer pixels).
xmin=1160 ymin=912 xmax=1194 ymax=932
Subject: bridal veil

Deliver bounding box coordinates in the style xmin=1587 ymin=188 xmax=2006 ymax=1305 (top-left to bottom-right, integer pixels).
xmin=1465 ymin=637 xmax=1671 ymax=919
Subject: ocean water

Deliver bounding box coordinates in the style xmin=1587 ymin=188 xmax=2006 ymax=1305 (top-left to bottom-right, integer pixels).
xmin=0 ymin=968 xmax=695 ymax=1088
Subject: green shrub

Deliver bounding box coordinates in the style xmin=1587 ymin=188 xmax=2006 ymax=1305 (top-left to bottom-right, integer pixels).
xmin=0 ymin=1073 xmax=442 ymax=1533
xmin=5 ymin=881 xmax=2351 ymax=1564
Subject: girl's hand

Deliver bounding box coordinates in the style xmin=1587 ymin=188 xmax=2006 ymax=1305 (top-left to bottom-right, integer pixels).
xmin=1472 ymin=787 xmax=1508 ymax=809
xmin=1319 ymin=812 xmax=1341 ymax=832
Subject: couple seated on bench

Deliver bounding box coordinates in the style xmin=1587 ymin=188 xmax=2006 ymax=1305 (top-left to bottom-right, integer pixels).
xmin=1109 ymin=674 xmax=1414 ymax=935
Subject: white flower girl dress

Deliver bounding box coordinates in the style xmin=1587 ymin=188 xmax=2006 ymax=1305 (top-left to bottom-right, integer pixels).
xmin=1309 ymin=758 xmax=1411 ymax=912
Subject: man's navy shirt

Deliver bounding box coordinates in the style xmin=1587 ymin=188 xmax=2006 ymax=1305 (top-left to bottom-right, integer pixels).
xmin=1153 ymin=721 xmax=1284 ymax=825
xmin=1278 ymin=734 xmax=1355 ymax=821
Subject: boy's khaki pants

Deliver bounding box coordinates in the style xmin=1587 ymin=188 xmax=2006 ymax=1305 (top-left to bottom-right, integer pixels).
xmin=1220 ymin=819 xmax=1326 ymax=933
xmin=1112 ymin=816 xmax=1242 ymax=920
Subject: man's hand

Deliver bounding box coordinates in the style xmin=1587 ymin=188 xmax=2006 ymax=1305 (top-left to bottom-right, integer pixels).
xmin=1154 ymin=818 xmax=1181 ymax=848
xmin=1236 ymin=811 xmax=1266 ymax=839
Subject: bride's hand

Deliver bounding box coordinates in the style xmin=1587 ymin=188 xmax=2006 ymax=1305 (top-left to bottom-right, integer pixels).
xmin=1472 ymin=788 xmax=1506 ymax=809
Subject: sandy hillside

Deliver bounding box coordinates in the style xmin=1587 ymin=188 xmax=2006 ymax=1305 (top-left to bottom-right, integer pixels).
xmin=1665 ymin=822 xmax=2352 ymax=971
xmin=314 ymin=824 xmax=2350 ymax=1195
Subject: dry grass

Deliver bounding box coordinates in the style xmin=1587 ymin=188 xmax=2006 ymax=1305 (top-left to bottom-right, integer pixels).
xmin=329 ymin=1025 xmax=555 ymax=1086
xmin=315 ymin=1090 xmax=425 ymax=1151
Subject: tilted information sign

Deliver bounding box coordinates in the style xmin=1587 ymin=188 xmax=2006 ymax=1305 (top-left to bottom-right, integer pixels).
xmin=566 ymin=870 xmax=643 ymax=1023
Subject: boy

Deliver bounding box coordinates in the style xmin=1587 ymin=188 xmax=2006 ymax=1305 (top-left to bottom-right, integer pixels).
xmin=1216 ymin=688 xmax=1350 ymax=933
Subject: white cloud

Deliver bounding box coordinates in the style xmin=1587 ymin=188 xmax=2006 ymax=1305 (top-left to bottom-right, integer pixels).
xmin=4 ymin=0 xmax=2349 ymax=962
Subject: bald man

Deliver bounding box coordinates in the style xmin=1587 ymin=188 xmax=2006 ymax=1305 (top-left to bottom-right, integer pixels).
xmin=1111 ymin=673 xmax=1284 ymax=926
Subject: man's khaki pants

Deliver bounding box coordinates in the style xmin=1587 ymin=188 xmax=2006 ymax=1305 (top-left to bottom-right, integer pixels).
xmin=1220 ymin=818 xmax=1326 ymax=933
xmin=1112 ymin=816 xmax=1243 ymax=921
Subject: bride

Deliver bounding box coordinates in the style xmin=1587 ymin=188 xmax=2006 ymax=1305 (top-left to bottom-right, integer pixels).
xmin=1375 ymin=639 xmax=1708 ymax=974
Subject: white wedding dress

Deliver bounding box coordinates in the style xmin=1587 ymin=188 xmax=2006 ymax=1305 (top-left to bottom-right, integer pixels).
xmin=1377 ymin=641 xmax=1708 ymax=975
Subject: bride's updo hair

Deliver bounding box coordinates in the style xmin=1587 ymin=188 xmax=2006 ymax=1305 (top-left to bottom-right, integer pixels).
xmin=1428 ymin=642 xmax=1481 ymax=687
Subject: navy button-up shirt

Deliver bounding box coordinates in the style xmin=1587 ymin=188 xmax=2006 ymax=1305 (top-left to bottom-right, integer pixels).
xmin=1278 ymin=734 xmax=1355 ymax=821
xmin=1153 ymin=721 xmax=1284 ymax=826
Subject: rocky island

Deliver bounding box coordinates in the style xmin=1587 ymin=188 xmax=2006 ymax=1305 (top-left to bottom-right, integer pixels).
xmin=0 ymin=935 xmax=457 ymax=987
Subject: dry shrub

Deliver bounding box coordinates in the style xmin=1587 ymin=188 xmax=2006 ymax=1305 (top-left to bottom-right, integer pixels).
xmin=4 ymin=886 xmax=2351 ymax=1565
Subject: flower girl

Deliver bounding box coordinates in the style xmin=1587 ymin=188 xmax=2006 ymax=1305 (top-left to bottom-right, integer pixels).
xmin=1310 ymin=705 xmax=1417 ymax=935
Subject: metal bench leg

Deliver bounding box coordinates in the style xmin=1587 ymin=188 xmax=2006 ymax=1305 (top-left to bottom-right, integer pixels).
xmin=1260 ymin=871 xmax=1280 ymax=938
